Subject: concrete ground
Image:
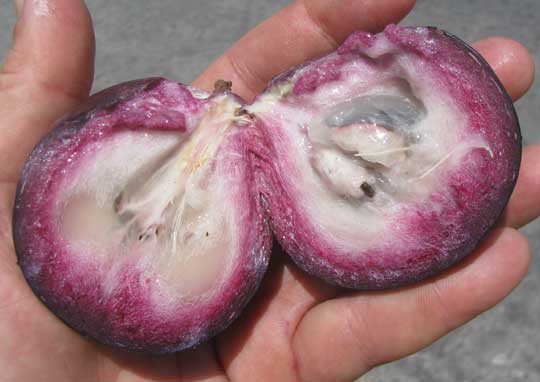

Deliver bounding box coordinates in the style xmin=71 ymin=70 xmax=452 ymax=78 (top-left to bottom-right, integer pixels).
xmin=1 ymin=1 xmax=539 ymax=381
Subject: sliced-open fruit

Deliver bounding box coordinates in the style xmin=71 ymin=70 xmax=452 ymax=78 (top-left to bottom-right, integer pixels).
xmin=14 ymin=79 xmax=271 ymax=352
xmin=250 ymin=25 xmax=520 ymax=289
xmin=13 ymin=25 xmax=521 ymax=352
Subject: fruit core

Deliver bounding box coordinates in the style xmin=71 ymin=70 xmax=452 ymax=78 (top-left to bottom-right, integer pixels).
xmin=60 ymin=95 xmax=250 ymax=298
xmin=304 ymin=76 xmax=493 ymax=210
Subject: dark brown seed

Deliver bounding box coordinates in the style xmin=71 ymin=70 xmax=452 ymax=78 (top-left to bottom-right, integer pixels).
xmin=361 ymin=182 xmax=375 ymax=198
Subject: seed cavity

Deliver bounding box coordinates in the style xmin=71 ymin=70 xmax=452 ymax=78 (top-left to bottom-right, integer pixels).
xmin=309 ymin=89 xmax=428 ymax=202
xmin=312 ymin=148 xmax=376 ymax=200
xmin=325 ymin=94 xmax=425 ymax=130
xmin=331 ymin=123 xmax=408 ymax=167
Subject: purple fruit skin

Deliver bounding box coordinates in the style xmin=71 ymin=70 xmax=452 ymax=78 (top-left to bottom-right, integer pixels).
xmin=256 ymin=25 xmax=521 ymax=289
xmin=14 ymin=78 xmax=272 ymax=353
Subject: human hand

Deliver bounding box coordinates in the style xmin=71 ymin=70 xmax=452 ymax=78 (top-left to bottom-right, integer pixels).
xmin=0 ymin=1 xmax=536 ymax=381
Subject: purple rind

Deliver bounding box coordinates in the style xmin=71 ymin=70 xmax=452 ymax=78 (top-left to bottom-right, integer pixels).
xmin=256 ymin=25 xmax=521 ymax=289
xmin=439 ymin=28 xmax=520 ymax=132
xmin=14 ymin=79 xmax=272 ymax=353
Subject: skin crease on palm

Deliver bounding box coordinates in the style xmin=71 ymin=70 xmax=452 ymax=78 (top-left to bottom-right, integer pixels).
xmin=0 ymin=0 xmax=537 ymax=381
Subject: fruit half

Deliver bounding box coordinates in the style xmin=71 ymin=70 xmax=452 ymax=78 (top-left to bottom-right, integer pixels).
xmin=249 ymin=25 xmax=520 ymax=288
xmin=14 ymin=78 xmax=271 ymax=352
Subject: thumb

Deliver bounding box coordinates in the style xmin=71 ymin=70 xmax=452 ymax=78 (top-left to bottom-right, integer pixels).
xmin=0 ymin=0 xmax=95 ymax=183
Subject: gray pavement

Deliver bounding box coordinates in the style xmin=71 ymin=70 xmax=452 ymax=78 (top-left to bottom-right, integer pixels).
xmin=1 ymin=1 xmax=539 ymax=381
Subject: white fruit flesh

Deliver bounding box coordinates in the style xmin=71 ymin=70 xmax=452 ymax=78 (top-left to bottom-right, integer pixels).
xmin=59 ymin=96 xmax=247 ymax=304
xmin=250 ymin=44 xmax=492 ymax=249
xmin=312 ymin=148 xmax=376 ymax=199
xmin=332 ymin=123 xmax=408 ymax=168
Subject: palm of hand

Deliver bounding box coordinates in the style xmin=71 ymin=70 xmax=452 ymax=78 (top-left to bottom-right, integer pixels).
xmin=0 ymin=1 xmax=537 ymax=381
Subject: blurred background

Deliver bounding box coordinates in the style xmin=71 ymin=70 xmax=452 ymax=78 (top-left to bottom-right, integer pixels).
xmin=1 ymin=1 xmax=539 ymax=380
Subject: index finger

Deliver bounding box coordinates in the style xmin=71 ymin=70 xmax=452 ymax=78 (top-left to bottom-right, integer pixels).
xmin=193 ymin=0 xmax=416 ymax=101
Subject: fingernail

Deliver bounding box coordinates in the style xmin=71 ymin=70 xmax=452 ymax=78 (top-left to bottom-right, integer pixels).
xmin=31 ymin=0 xmax=55 ymax=17
xmin=14 ymin=0 xmax=24 ymax=17
xmin=15 ymin=0 xmax=57 ymax=19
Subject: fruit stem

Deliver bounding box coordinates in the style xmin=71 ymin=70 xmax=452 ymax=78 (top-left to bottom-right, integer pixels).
xmin=214 ymin=79 xmax=233 ymax=93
